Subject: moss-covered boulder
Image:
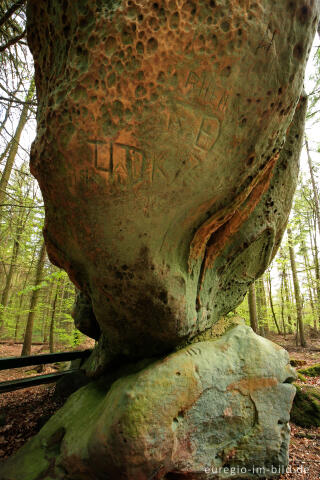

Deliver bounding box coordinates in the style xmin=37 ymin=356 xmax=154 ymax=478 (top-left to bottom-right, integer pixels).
xmin=0 ymin=326 xmax=296 ymax=480
xmin=291 ymin=385 xmax=320 ymax=428
xmin=298 ymin=363 xmax=320 ymax=377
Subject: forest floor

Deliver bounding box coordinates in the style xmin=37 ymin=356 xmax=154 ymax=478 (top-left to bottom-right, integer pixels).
xmin=0 ymin=335 xmax=319 ymax=479
xmin=267 ymin=332 xmax=320 ymax=480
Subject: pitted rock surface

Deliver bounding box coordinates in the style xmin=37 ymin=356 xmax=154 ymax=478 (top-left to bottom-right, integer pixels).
xmin=25 ymin=0 xmax=319 ymax=367
xmin=0 ymin=326 xmax=297 ymax=480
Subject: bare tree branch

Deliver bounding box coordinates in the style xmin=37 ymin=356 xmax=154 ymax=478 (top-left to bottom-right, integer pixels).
xmin=0 ymin=0 xmax=26 ymax=29
xmin=0 ymin=203 xmax=44 ymax=209
xmin=0 ymin=95 xmax=36 ymax=106
xmin=0 ymin=29 xmax=26 ymax=53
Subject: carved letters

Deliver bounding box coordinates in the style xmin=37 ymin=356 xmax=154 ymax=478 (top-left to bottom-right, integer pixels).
xmin=89 ymin=140 xmax=147 ymax=185
xmin=195 ymin=116 xmax=220 ymax=152
xmin=185 ymin=71 xmax=229 ymax=113
xmin=85 ymin=69 xmax=225 ymax=187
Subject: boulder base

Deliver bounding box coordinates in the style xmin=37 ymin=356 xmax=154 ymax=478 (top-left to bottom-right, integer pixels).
xmin=0 ymin=326 xmax=296 ymax=480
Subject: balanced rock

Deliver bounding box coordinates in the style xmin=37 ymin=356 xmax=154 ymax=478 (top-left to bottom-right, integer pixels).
xmin=25 ymin=0 xmax=319 ymax=371
xmin=0 ymin=326 xmax=297 ymax=480
xmin=2 ymin=1 xmax=318 ymax=478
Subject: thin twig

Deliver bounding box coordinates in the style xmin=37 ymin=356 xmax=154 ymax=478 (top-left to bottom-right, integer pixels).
xmin=0 ymin=95 xmax=36 ymax=106
xmin=0 ymin=0 xmax=26 ymax=29
xmin=0 ymin=203 xmax=44 ymax=209
xmin=0 ymin=30 xmax=26 ymax=53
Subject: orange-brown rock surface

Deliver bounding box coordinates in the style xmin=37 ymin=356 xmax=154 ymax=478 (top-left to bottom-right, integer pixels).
xmin=25 ymin=0 xmax=319 ymax=373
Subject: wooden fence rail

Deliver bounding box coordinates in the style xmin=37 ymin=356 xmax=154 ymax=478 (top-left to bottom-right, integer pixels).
xmin=0 ymin=350 xmax=92 ymax=394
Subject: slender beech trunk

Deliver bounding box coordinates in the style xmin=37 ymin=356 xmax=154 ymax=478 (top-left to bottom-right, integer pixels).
xmin=298 ymin=220 xmax=318 ymax=330
xmin=248 ymin=283 xmax=258 ymax=333
xmin=0 ymin=100 xmax=13 ymax=139
xmin=14 ymin=243 xmax=37 ymax=341
xmin=280 ymin=276 xmax=286 ymax=337
xmin=282 ymin=262 xmax=293 ymax=334
xmin=49 ymin=280 xmax=60 ymax=353
xmin=306 ymin=136 xmax=320 ymax=236
xmin=14 ymin=293 xmax=24 ymax=342
xmin=302 ymin=243 xmax=317 ymax=331
xmin=255 ymin=280 xmax=264 ymax=336
xmin=0 ymin=80 xmax=35 ymax=211
xmin=21 ymin=241 xmax=46 ymax=356
xmin=57 ymin=277 xmax=67 ymax=330
xmin=0 ymin=211 xmax=24 ymax=333
xmin=307 ymin=211 xmax=320 ymax=332
xmin=287 ymin=228 xmax=307 ymax=347
xmin=256 ymin=277 xmax=268 ymax=336
xmin=43 ymin=287 xmax=54 ymax=343
xmin=312 ymin=215 xmax=320 ymax=332
xmin=267 ymin=272 xmax=281 ymax=334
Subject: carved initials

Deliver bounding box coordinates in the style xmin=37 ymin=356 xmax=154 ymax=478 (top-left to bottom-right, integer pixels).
xmin=195 ymin=116 xmax=221 ymax=152
xmin=185 ymin=71 xmax=229 ymax=113
xmin=89 ymin=140 xmax=147 ymax=184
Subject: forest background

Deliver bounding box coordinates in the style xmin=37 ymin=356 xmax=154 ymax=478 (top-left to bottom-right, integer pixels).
xmin=0 ymin=2 xmax=320 ymax=356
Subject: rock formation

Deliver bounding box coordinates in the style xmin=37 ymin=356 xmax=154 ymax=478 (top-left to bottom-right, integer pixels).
xmin=1 ymin=0 xmax=319 ymax=479
xmin=0 ymin=326 xmax=297 ymax=480
xmin=23 ymin=0 xmax=318 ymax=373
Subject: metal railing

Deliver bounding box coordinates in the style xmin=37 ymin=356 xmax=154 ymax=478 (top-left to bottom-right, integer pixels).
xmin=0 ymin=349 xmax=92 ymax=393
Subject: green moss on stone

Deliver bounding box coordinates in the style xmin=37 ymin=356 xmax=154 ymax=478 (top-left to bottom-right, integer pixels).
xmin=298 ymin=363 xmax=320 ymax=377
xmin=291 ymin=384 xmax=320 ymax=428
xmin=297 ymin=372 xmax=307 ymax=382
xmin=175 ymin=315 xmax=245 ymax=351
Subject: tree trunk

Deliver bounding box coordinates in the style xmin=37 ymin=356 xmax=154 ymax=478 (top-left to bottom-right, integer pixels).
xmin=282 ymin=265 xmax=293 ymax=334
xmin=0 ymin=211 xmax=24 ymax=333
xmin=57 ymin=276 xmax=67 ymax=330
xmin=267 ymin=272 xmax=282 ymax=335
xmin=21 ymin=240 xmax=46 ymax=356
xmin=248 ymin=283 xmax=258 ymax=333
xmin=303 ymin=243 xmax=317 ymax=331
xmin=307 ymin=212 xmax=320 ymax=331
xmin=49 ymin=280 xmax=60 ymax=353
xmin=287 ymin=228 xmax=307 ymax=347
xmin=14 ymin=242 xmax=37 ymax=341
xmin=312 ymin=216 xmax=320 ymax=332
xmin=256 ymin=276 xmax=268 ymax=336
xmin=0 ymin=80 xmax=35 ymax=210
xmin=280 ymin=276 xmax=286 ymax=337
xmin=306 ymin=136 xmax=320 ymax=236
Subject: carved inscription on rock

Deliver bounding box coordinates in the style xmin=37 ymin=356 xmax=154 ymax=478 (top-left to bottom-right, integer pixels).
xmin=184 ymin=71 xmax=229 ymax=113
xmin=195 ymin=116 xmax=220 ymax=151
xmin=89 ymin=140 xmax=147 ymax=185
xmin=84 ymin=69 xmax=230 ymax=187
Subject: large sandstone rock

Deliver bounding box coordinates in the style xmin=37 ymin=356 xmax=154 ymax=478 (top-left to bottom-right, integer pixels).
xmin=2 ymin=2 xmax=317 ymax=479
xmin=0 ymin=326 xmax=297 ymax=480
xmin=25 ymin=0 xmax=319 ymax=370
